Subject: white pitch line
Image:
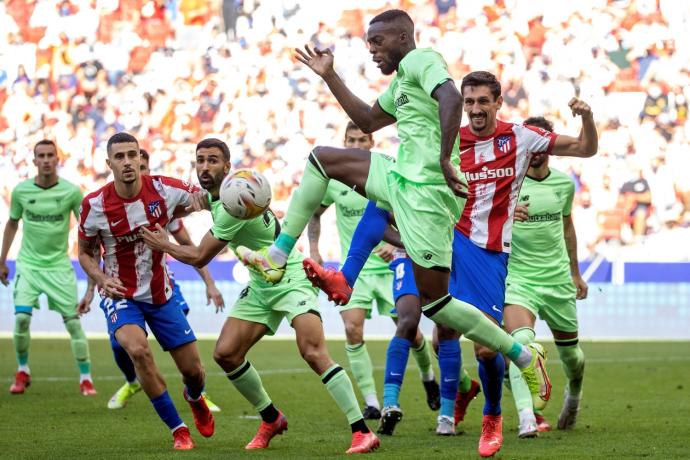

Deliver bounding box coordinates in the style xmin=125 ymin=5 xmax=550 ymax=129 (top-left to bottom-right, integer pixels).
xmin=3 ymin=356 xmax=689 ymax=383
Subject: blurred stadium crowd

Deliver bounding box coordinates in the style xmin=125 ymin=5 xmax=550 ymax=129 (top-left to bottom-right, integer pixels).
xmin=1 ymin=0 xmax=689 ymax=262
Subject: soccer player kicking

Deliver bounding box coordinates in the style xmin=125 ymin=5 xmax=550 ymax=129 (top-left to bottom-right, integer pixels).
xmin=237 ymin=9 xmax=550 ymax=453
xmin=308 ymin=121 xmax=440 ymax=421
xmin=0 ymin=139 xmax=96 ymax=396
xmin=78 ymin=133 xmax=214 ymax=450
xmin=103 ymin=149 xmax=224 ymax=413
xmin=503 ymin=116 xmax=588 ymax=437
xmin=140 ymin=138 xmax=379 ymax=454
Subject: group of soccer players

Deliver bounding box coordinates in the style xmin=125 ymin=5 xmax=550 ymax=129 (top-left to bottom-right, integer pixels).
xmin=1 ymin=7 xmax=595 ymax=457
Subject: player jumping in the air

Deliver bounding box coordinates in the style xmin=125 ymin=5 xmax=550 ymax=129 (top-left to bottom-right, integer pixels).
xmin=307 ymin=121 xmax=440 ymax=421
xmin=237 ymin=12 xmax=551 ymax=453
xmin=78 ymin=132 xmax=214 ymax=450
xmin=503 ymin=116 xmax=588 ymax=437
xmin=1 ymin=139 xmax=96 ymax=396
xmin=103 ymin=149 xmax=224 ymax=413
xmin=140 ymin=138 xmax=379 ymax=454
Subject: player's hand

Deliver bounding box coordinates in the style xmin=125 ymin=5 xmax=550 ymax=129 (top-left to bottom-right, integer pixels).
xmin=514 ymin=202 xmax=530 ymax=222
xmin=572 ymin=273 xmax=588 ymax=300
xmin=206 ymin=283 xmax=225 ymax=313
xmin=185 ymin=191 xmax=210 ymax=213
xmin=141 ymin=224 xmax=169 ymax=252
xmin=441 ymin=160 xmax=467 ymax=198
xmin=77 ymin=290 xmax=94 ymax=315
xmin=100 ymin=276 xmax=126 ymax=299
xmin=568 ymin=97 xmax=593 ymax=119
xmin=375 ymin=243 xmax=396 ymax=262
xmin=295 ymin=45 xmax=334 ymax=78
xmin=0 ymin=262 xmax=10 ymax=286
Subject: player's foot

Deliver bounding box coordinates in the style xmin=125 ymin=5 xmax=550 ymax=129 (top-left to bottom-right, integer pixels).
xmin=557 ymin=388 xmax=581 ymax=430
xmin=202 ymin=392 xmax=221 ymax=413
xmin=236 ymin=246 xmax=285 ymax=283
xmin=80 ymin=379 xmax=98 ymax=396
xmin=346 ymin=431 xmax=380 ymax=454
xmin=245 ymin=411 xmax=288 ymax=449
xmin=302 ymin=258 xmax=352 ymax=305
xmin=520 ymin=343 xmax=552 ymax=411
xmin=518 ymin=414 xmax=539 ymax=438
xmin=478 ymin=415 xmax=503 ymax=458
xmin=184 ymin=389 xmax=215 ymax=438
xmin=377 ymin=406 xmax=403 ymax=436
xmin=9 ymin=371 xmax=31 ymax=394
xmin=423 ymin=379 xmax=441 ymax=411
xmin=172 ymin=426 xmax=194 ymax=450
xmin=108 ymin=381 xmax=142 ymax=409
xmin=362 ymin=405 xmax=381 ymax=420
xmin=454 ymin=379 xmax=481 ymax=426
xmin=535 ymin=413 xmax=552 ymax=432
xmin=436 ymin=415 xmax=455 ymax=436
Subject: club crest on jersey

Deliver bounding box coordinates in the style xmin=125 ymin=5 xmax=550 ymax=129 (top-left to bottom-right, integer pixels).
xmin=497 ymin=135 xmax=512 ymax=154
xmin=148 ymin=200 xmax=162 ymax=218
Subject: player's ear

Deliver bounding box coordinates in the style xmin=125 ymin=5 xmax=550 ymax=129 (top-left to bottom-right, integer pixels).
xmin=105 ymin=158 xmax=112 ymax=169
xmin=496 ymin=95 xmax=504 ymax=110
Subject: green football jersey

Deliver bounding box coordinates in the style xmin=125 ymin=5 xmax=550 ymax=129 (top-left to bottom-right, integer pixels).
xmin=209 ymin=198 xmax=303 ymax=285
xmin=378 ymin=48 xmax=459 ymax=185
xmin=9 ymin=178 xmax=82 ymax=270
xmin=322 ymin=180 xmax=389 ymax=275
xmin=507 ymin=168 xmax=575 ymax=285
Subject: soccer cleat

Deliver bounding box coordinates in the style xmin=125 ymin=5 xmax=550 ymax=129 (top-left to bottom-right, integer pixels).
xmin=172 ymin=426 xmax=194 ymax=450
xmin=302 ymin=258 xmax=352 ymax=305
xmin=535 ymin=413 xmax=552 ymax=432
xmin=377 ymin=406 xmax=403 ymax=436
xmin=520 ymin=343 xmax=552 ymax=411
xmin=80 ymin=379 xmax=98 ymax=396
xmin=557 ymin=388 xmax=581 ymax=430
xmin=108 ymin=381 xmax=142 ymax=409
xmin=202 ymin=393 xmax=221 ymax=413
xmin=454 ymin=379 xmax=481 ymax=426
xmin=478 ymin=415 xmax=503 ymax=457
xmin=245 ymin=411 xmax=288 ymax=449
xmin=236 ymin=246 xmax=285 ymax=283
xmin=436 ymin=415 xmax=455 ymax=436
xmin=9 ymin=371 xmax=31 ymax=394
xmin=423 ymin=379 xmax=441 ymax=411
xmin=185 ymin=389 xmax=215 ymax=438
xmin=346 ymin=431 xmax=380 ymax=454
xmin=518 ymin=414 xmax=539 ymax=438
xmin=362 ymin=405 xmax=381 ymax=420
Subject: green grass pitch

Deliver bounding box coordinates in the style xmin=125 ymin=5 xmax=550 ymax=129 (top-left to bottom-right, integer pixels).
xmin=0 ymin=339 xmax=688 ymax=459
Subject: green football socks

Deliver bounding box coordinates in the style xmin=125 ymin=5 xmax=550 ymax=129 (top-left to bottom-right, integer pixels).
xmin=509 ymin=327 xmax=536 ymax=414
xmin=556 ymin=339 xmax=585 ymax=396
xmin=411 ymin=337 xmax=434 ymax=381
xmin=345 ymin=342 xmax=378 ymax=405
xmin=227 ymin=360 xmax=273 ymax=412
xmin=321 ymin=364 xmax=363 ymax=425
xmin=13 ymin=312 xmax=31 ymax=368
xmin=64 ymin=317 xmax=91 ymax=376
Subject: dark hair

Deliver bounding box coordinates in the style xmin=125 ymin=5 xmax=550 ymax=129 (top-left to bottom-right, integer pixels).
xmin=196 ymin=138 xmax=230 ymax=161
xmin=107 ymin=132 xmax=139 ymax=155
xmin=139 ymin=149 xmax=150 ymax=161
xmin=369 ymin=9 xmax=413 ymax=27
xmin=461 ymin=71 xmax=501 ymax=101
xmin=344 ymin=121 xmax=373 ymax=141
xmin=524 ymin=116 xmax=554 ymax=132
xmin=33 ymin=139 xmax=57 ymax=155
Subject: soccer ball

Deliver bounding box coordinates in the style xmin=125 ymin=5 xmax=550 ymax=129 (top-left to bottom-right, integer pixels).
xmin=219 ymin=169 xmax=272 ymax=220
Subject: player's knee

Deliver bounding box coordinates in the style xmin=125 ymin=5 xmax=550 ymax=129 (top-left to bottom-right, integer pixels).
xmin=182 ymin=362 xmax=205 ymax=383
xmin=395 ymin=316 xmax=418 ymax=341
xmin=213 ymin=347 xmax=244 ymax=370
xmin=15 ymin=312 xmax=31 ymax=330
xmin=344 ymin=321 xmax=364 ymax=344
xmin=127 ymin=343 xmax=154 ymax=366
xmin=475 ymin=345 xmax=497 ymax=361
xmin=436 ymin=324 xmax=459 ymax=341
xmin=299 ymin=343 xmax=328 ymax=368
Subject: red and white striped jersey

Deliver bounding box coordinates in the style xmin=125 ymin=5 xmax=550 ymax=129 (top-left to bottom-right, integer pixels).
xmin=455 ymin=120 xmax=558 ymax=253
xmin=79 ymin=175 xmax=199 ymax=304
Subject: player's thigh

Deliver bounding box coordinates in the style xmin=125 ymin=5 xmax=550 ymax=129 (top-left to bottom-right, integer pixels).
xmin=393 ymin=294 xmax=422 ymax=339
xmin=539 ymin=283 xmax=579 ymax=335
xmin=101 ymin=297 xmax=147 ymax=342
xmin=115 ymin=323 xmax=152 ymax=360
xmin=44 ymin=268 xmax=79 ymax=317
xmin=12 ymin=268 xmax=41 ymax=309
xmin=292 ymin=311 xmax=332 ymax=373
xmin=214 ymin=317 xmax=268 ymax=362
xmin=312 ymin=146 xmax=371 ymax=197
xmin=503 ymin=304 xmax=537 ymax=334
xmin=143 ymin=295 xmax=196 ymax=352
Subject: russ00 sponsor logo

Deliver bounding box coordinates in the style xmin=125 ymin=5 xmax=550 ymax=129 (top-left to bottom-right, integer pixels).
xmin=465 ymin=165 xmax=515 ymax=182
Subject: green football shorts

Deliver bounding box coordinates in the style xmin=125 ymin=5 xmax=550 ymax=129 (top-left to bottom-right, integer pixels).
xmin=13 ymin=264 xmax=78 ymax=317
xmin=504 ymin=280 xmax=579 ymax=333
xmin=341 ymin=272 xmax=395 ymax=318
xmin=230 ymin=266 xmax=320 ymax=335
xmin=365 ymin=153 xmax=465 ymax=269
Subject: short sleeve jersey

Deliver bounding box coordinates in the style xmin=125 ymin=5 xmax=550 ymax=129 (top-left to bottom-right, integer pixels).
xmin=10 ymin=178 xmax=82 ymax=269
xmin=209 ymin=199 xmax=304 ymax=285
xmin=507 ymin=168 xmax=575 ymax=285
xmin=378 ymin=48 xmax=458 ymax=184
xmin=321 ymin=181 xmax=389 ymax=275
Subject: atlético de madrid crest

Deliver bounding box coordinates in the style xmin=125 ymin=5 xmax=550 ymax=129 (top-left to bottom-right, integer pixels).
xmin=497 ymin=135 xmax=512 ymax=154
xmin=148 ymin=200 xmax=162 ymax=218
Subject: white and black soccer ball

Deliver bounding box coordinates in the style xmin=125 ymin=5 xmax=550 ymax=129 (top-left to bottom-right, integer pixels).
xmin=219 ymin=169 xmax=272 ymax=220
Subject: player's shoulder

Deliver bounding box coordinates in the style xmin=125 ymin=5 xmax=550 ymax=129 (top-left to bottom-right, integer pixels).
xmin=13 ymin=178 xmax=35 ymax=193
xmin=547 ymin=168 xmax=575 ymax=186
xmin=57 ymin=177 xmax=80 ymax=190
xmin=82 ymin=181 xmax=111 ymax=205
xmin=149 ymin=175 xmax=196 ymax=194
xmin=400 ymin=47 xmax=445 ymax=70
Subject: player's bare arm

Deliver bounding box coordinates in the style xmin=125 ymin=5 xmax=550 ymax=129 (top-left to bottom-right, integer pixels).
xmin=141 ymin=224 xmax=226 ymax=269
xmin=307 ymin=205 xmax=328 ymax=265
xmin=77 ymin=276 xmax=97 ymax=315
xmin=0 ymin=218 xmax=19 ymax=285
xmin=434 ymin=80 xmax=466 ymax=197
xmin=563 ymin=215 xmax=588 ymax=300
xmin=171 ymin=225 xmax=225 ymax=312
xmin=552 ymin=98 xmax=598 ymax=158
xmin=295 ymin=45 xmax=395 ymax=133
xmin=78 ymin=237 xmax=125 ymax=299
